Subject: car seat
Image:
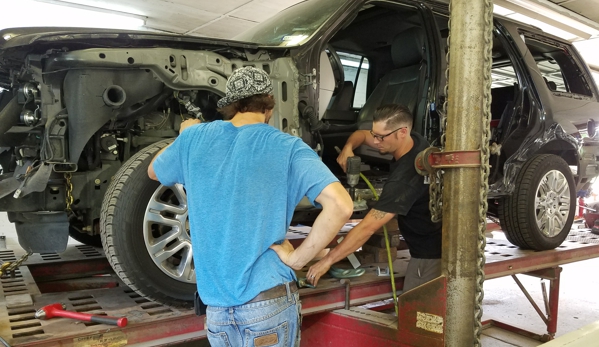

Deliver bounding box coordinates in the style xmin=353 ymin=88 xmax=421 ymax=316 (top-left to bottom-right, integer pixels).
xmin=543 ymin=76 xmax=557 ymax=91
xmin=354 ymin=26 xmax=428 ymax=162
xmin=324 ymin=81 xmax=356 ymax=124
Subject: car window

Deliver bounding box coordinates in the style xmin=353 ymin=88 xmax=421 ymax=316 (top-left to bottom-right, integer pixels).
xmin=523 ymin=36 xmax=593 ymax=97
xmin=338 ymin=51 xmax=369 ymax=108
xmin=535 ymin=59 xmax=568 ymax=93
xmin=488 ymin=28 xmax=524 ymax=142
xmin=234 ymin=0 xmax=347 ymax=47
xmin=492 ymin=65 xmax=517 ymax=88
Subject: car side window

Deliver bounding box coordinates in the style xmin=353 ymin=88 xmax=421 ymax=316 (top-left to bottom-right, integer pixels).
xmin=523 ymin=36 xmax=593 ymax=97
xmin=338 ymin=51 xmax=369 ymax=108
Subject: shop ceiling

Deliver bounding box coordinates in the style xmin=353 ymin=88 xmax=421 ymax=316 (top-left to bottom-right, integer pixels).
xmin=30 ymin=0 xmax=599 ymax=71
xmin=29 ymin=0 xmax=599 ymax=37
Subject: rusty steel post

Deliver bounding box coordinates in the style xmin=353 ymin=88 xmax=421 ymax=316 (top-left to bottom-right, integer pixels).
xmin=443 ymin=0 xmax=491 ymax=346
xmin=547 ymin=267 xmax=562 ymax=337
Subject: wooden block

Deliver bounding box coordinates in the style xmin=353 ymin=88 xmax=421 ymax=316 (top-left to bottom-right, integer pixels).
xmin=361 ymin=244 xmax=397 ymax=263
xmin=365 ymin=233 xmax=400 ymax=248
xmin=355 ymin=251 xmax=375 ymax=264
xmin=5 ymin=294 xmax=32 ymax=309
xmin=374 ymin=219 xmax=399 ymax=234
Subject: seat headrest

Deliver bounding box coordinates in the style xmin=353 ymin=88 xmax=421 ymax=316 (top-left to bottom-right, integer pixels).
xmin=543 ymin=76 xmax=557 ymax=91
xmin=391 ymin=27 xmax=425 ymax=68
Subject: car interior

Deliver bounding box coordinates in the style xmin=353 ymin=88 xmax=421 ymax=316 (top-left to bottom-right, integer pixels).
xmin=316 ymin=2 xmax=523 ymax=181
xmin=318 ymin=3 xmax=430 ymax=174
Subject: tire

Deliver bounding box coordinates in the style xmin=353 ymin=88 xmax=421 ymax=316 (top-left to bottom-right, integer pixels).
xmin=101 ymin=139 xmax=195 ymax=307
xmin=68 ymin=227 xmax=102 ymax=248
xmin=499 ymin=154 xmax=575 ymax=250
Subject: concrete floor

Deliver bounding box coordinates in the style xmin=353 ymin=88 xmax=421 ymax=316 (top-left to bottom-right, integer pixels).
xmin=1 ymin=214 xmax=598 ymax=346
xmin=480 ymin=230 xmax=599 ymax=346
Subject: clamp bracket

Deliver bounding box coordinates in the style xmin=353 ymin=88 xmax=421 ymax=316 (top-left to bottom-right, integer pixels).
xmin=415 ymin=147 xmax=481 ymax=175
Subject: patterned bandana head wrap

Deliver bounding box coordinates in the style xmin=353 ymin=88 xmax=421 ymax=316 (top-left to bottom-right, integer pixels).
xmin=217 ymin=66 xmax=273 ymax=108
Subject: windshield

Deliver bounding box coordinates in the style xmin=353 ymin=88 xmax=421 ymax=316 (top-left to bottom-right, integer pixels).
xmin=235 ymin=0 xmax=347 ymax=47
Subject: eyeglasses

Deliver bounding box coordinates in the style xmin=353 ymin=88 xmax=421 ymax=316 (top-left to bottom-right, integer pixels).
xmin=370 ymin=126 xmax=407 ymax=141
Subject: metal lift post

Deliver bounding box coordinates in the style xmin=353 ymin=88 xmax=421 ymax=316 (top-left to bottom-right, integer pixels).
xmin=442 ymin=0 xmax=492 ymax=345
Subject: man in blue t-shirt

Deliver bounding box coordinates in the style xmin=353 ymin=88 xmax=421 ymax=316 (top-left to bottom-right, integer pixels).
xmin=148 ymin=66 xmax=352 ymax=347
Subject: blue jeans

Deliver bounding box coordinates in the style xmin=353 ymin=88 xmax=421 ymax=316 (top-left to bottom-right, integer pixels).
xmin=206 ymin=283 xmax=301 ymax=347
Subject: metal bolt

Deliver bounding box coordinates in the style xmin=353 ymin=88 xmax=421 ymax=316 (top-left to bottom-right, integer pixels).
xmin=94 ymin=179 xmax=101 ymax=185
xmin=508 ymin=265 xmax=513 ymax=270
xmin=340 ymin=279 xmax=351 ymax=310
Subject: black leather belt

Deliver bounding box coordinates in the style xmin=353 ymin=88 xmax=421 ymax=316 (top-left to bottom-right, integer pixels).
xmin=247 ymin=282 xmax=299 ymax=304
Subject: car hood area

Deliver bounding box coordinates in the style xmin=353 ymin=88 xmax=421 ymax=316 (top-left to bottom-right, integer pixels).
xmin=0 ymin=27 xmax=257 ymax=51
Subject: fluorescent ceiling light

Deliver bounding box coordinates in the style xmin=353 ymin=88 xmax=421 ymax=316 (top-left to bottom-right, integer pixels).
xmin=508 ymin=0 xmax=599 ymax=37
xmin=509 ymin=13 xmax=579 ymax=41
xmin=573 ymin=39 xmax=599 ymax=70
xmin=494 ymin=0 xmax=599 ymax=40
xmin=0 ymin=0 xmax=145 ymax=31
xmin=493 ymin=4 xmax=579 ymax=41
xmin=493 ymin=5 xmax=514 ymax=17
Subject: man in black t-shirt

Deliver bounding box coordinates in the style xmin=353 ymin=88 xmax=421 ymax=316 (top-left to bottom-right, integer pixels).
xmin=306 ymin=104 xmax=442 ymax=292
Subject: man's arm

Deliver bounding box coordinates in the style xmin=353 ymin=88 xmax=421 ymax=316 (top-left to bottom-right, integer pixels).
xmin=307 ymin=208 xmax=396 ymax=286
xmin=337 ymin=130 xmax=377 ymax=172
xmin=270 ymin=182 xmax=353 ymax=270
xmin=148 ymin=147 xmax=168 ymax=181
xmin=148 ymin=118 xmax=202 ymax=181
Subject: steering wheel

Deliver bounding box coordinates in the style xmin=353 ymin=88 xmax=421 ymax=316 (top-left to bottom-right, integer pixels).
xmin=326 ymin=44 xmax=344 ymax=96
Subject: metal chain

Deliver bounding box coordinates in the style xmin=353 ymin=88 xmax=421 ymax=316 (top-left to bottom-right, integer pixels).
xmin=429 ymin=1 xmax=452 ymax=223
xmin=441 ymin=0 xmax=450 ymax=151
xmin=474 ymin=0 xmax=494 ymax=345
xmin=487 ymin=215 xmax=500 ymax=226
xmin=64 ymin=172 xmax=73 ymax=212
xmin=429 ymin=169 xmax=443 ymax=223
xmin=0 ymin=252 xmax=32 ymax=278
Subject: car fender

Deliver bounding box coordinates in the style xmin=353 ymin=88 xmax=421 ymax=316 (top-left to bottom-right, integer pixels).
xmin=491 ymin=122 xmax=579 ymax=196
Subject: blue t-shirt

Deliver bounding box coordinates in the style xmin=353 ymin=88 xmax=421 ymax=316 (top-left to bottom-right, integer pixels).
xmin=153 ymin=121 xmax=337 ymax=307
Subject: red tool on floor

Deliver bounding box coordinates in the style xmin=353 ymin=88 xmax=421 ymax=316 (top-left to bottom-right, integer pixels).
xmin=35 ymin=303 xmax=128 ymax=327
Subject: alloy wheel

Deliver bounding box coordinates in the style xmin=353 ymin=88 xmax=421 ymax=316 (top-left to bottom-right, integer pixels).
xmin=143 ymin=184 xmax=195 ymax=283
xmin=534 ymin=169 xmax=571 ymax=237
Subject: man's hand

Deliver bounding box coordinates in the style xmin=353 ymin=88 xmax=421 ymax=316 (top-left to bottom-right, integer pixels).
xmin=270 ymin=182 xmax=352 ymax=275
xmin=180 ymin=118 xmax=202 ymax=133
xmin=270 ymin=240 xmax=301 ymax=270
xmin=306 ymin=258 xmax=333 ymax=287
xmin=336 ymin=146 xmax=355 ymax=173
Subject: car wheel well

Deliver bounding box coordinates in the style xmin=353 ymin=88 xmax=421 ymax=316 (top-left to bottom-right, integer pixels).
xmin=534 ymin=141 xmax=578 ymax=166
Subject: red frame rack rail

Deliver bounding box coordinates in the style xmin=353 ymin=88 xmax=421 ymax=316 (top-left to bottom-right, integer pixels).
xmin=1 ymin=229 xmax=598 ymax=346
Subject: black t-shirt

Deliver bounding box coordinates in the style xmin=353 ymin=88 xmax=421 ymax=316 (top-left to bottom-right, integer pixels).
xmin=374 ymin=132 xmax=442 ymax=259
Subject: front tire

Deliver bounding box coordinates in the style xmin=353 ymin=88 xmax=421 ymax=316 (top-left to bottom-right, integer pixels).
xmin=101 ymin=139 xmax=196 ymax=307
xmin=499 ymin=154 xmax=575 ymax=250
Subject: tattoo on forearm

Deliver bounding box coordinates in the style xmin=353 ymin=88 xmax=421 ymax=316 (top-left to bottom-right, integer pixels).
xmin=370 ymin=209 xmax=387 ymax=220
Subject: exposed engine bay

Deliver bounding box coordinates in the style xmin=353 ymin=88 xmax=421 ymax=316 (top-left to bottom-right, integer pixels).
xmin=0 ymin=44 xmax=300 ymax=252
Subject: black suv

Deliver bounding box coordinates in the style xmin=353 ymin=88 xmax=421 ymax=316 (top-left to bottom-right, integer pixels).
xmin=1 ymin=0 xmax=598 ymax=305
